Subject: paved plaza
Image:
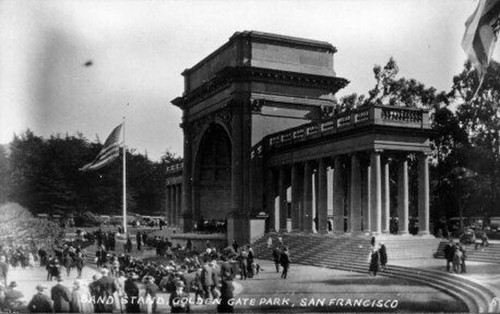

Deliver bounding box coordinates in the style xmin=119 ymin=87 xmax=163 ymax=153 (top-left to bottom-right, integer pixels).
xmin=7 ymin=257 xmax=475 ymax=313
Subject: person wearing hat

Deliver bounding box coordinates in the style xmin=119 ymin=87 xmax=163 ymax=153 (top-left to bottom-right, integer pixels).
xmin=70 ymin=279 xmax=94 ymax=313
xmin=88 ymin=273 xmax=104 ymax=313
xmin=144 ymin=275 xmax=159 ymax=314
xmin=27 ymin=284 xmax=53 ymax=313
xmin=168 ymin=280 xmax=190 ymax=313
xmin=4 ymin=281 xmax=26 ymax=312
xmin=97 ymin=268 xmax=118 ymax=312
xmin=51 ymin=276 xmax=71 ymax=313
xmin=124 ymin=272 xmax=140 ymax=313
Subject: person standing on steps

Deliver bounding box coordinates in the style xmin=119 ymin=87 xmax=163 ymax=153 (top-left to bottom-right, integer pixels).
xmin=443 ymin=239 xmax=456 ymax=273
xmin=368 ymin=247 xmax=380 ymax=277
xmin=379 ymin=243 xmax=388 ymax=271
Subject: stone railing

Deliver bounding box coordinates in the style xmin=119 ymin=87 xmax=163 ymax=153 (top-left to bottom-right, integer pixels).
xmin=166 ymin=163 xmax=183 ymax=174
xmin=265 ymin=105 xmax=429 ymax=150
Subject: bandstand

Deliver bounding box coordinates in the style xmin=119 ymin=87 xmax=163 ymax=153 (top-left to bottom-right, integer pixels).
xmin=166 ymin=31 xmax=433 ymax=245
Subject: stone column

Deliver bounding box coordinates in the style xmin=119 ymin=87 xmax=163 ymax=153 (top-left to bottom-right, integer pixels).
xmin=166 ymin=185 xmax=171 ymax=225
xmin=181 ymin=128 xmax=193 ymax=231
xmin=266 ymin=168 xmax=276 ymax=232
xmin=333 ymin=156 xmax=345 ymax=233
xmin=170 ymin=185 xmax=176 ymax=226
xmin=176 ymin=184 xmax=182 ymax=227
xmin=350 ymin=154 xmax=362 ymax=233
xmin=291 ymin=163 xmax=303 ymax=232
xmin=418 ymin=153 xmax=430 ymax=235
xmin=397 ymin=157 xmax=409 ymax=234
xmin=303 ymin=161 xmax=313 ymax=232
xmin=317 ymin=158 xmax=328 ymax=233
xmin=362 ymin=161 xmax=371 ymax=231
xmin=382 ymin=158 xmax=390 ymax=233
xmin=279 ymin=165 xmax=288 ymax=232
xmin=370 ymin=150 xmax=382 ymax=234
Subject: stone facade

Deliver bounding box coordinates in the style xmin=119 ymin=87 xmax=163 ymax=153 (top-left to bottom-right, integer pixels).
xmin=167 ymin=31 xmax=433 ymax=244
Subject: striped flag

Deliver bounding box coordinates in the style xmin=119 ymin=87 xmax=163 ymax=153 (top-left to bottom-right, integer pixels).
xmin=80 ymin=124 xmax=123 ymax=171
xmin=462 ymin=0 xmax=500 ymax=80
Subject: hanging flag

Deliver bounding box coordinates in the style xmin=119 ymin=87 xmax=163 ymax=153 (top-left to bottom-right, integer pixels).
xmin=462 ymin=0 xmax=500 ymax=81
xmin=80 ymin=124 xmax=123 ymax=171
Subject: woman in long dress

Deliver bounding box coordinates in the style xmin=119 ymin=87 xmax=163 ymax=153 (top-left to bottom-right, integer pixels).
xmin=70 ymin=279 xmax=94 ymax=313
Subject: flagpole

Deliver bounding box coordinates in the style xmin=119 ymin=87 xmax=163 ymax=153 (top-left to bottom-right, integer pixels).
xmin=123 ymin=116 xmax=127 ymax=236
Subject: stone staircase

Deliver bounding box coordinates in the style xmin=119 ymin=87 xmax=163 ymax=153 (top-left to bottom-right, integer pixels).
xmin=253 ymin=233 xmax=441 ymax=265
xmin=252 ymin=233 xmax=498 ymax=313
xmin=434 ymin=241 xmax=500 ymax=264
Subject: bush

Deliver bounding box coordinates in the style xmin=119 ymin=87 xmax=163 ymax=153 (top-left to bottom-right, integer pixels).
xmin=74 ymin=211 xmax=102 ymax=227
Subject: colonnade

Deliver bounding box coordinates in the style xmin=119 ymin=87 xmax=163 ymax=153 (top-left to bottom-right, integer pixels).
xmin=266 ymin=151 xmax=430 ymax=235
xmin=166 ymin=183 xmax=182 ymax=226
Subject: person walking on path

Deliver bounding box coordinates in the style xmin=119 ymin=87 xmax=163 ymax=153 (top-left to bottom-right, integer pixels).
xmin=272 ymin=246 xmax=281 ymax=273
xmin=136 ymin=233 xmax=142 ymax=251
xmin=73 ymin=252 xmax=85 ymax=279
xmin=27 ymin=284 xmax=53 ymax=313
xmin=280 ymin=247 xmax=291 ymax=279
xmin=51 ymin=276 xmax=71 ymax=313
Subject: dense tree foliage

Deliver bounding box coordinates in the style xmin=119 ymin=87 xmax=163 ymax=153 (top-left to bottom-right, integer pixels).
xmin=1 ymin=131 xmax=181 ymax=217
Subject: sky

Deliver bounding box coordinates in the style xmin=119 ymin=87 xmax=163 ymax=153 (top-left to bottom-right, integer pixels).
xmin=0 ymin=0 xmax=494 ymax=161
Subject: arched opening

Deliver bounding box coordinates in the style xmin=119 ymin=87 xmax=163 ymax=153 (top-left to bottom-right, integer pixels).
xmin=193 ymin=123 xmax=232 ymax=232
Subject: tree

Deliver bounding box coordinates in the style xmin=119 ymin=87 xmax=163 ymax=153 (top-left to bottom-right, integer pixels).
xmin=450 ymin=61 xmax=500 ymax=218
xmin=0 ymin=145 xmax=10 ymax=204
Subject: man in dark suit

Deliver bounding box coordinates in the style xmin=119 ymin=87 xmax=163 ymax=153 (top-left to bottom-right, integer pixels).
xmin=89 ymin=274 xmax=104 ymax=313
xmin=443 ymin=239 xmax=456 ymax=272
xmin=73 ymin=252 xmax=85 ymax=279
xmin=27 ymin=284 xmax=53 ymax=313
xmin=51 ymin=276 xmax=71 ymax=313
xmin=97 ymin=268 xmax=117 ymax=312
xmin=280 ymin=247 xmax=291 ymax=279
xmin=124 ymin=272 xmax=140 ymax=313
xmin=272 ymin=246 xmax=281 ymax=273
xmin=136 ymin=233 xmax=142 ymax=251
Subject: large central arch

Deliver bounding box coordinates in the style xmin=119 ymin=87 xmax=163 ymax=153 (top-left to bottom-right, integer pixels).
xmin=193 ymin=123 xmax=232 ymax=226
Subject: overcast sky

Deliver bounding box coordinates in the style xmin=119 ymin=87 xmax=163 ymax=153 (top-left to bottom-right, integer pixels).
xmin=0 ymin=0 xmax=492 ymax=161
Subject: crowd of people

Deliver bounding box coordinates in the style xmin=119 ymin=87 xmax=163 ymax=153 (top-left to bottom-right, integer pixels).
xmin=0 ymin=227 xmax=274 ymax=313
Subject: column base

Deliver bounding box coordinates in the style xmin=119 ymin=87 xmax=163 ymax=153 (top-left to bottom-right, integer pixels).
xmin=382 ymin=230 xmax=390 ymax=234
xmin=418 ymin=231 xmax=433 ymax=238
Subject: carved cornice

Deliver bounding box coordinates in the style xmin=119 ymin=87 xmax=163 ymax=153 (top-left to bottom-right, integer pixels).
xmin=172 ymin=66 xmax=349 ymax=109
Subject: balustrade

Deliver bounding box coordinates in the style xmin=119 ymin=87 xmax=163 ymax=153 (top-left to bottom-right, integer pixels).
xmin=265 ymin=105 xmax=427 ymax=150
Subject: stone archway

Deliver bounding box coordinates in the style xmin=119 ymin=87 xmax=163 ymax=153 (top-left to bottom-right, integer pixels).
xmin=193 ymin=123 xmax=232 ymax=230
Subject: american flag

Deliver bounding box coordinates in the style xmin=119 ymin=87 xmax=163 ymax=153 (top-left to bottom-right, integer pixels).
xmin=80 ymin=124 xmax=123 ymax=171
xmin=462 ymin=0 xmax=500 ymax=81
